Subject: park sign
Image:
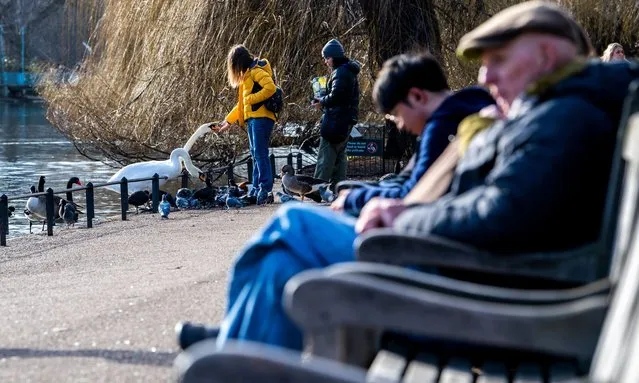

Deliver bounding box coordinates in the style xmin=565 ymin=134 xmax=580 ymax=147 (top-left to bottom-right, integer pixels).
xmin=346 ymin=138 xmax=383 ymax=157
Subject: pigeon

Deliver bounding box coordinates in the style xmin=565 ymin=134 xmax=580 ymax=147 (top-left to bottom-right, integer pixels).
xmin=176 ymin=188 xmax=193 ymax=199
xmin=62 ymin=202 xmax=79 ymax=227
xmin=226 ymin=195 xmax=245 ymax=209
xmin=279 ymin=165 xmax=328 ymax=203
xmin=318 ymin=185 xmax=336 ymax=203
xmin=158 ymin=194 xmax=171 ymax=219
xmin=275 ymin=191 xmax=299 ymax=203
xmin=176 ymin=196 xmax=190 ymax=209
xmin=159 ymin=190 xmax=177 ymax=208
xmin=128 ymin=190 xmax=150 ymax=214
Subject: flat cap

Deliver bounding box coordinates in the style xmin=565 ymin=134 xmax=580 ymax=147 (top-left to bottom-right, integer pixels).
xmin=457 ymin=1 xmax=593 ymax=60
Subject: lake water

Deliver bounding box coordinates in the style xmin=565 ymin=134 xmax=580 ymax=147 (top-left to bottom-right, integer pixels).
xmin=0 ymin=99 xmax=123 ymax=238
xmin=0 ymin=99 xmax=324 ymax=239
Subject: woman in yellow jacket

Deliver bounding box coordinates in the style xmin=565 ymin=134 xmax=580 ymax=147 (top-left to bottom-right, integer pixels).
xmin=218 ymin=44 xmax=277 ymax=204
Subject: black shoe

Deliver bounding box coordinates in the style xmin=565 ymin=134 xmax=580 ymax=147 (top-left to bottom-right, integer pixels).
xmin=175 ymin=321 xmax=220 ymax=350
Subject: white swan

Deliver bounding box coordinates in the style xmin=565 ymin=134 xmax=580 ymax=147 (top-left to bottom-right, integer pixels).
xmin=183 ymin=122 xmax=215 ymax=152
xmin=106 ymin=148 xmax=205 ymax=194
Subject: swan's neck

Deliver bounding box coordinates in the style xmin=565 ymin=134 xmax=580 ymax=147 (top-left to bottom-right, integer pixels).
xmin=183 ymin=125 xmax=210 ymax=152
xmin=170 ymin=148 xmax=202 ymax=177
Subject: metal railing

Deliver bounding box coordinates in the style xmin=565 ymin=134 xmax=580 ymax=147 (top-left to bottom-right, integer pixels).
xmin=0 ymin=174 xmax=169 ymax=247
xmin=0 ymin=149 xmax=334 ymax=247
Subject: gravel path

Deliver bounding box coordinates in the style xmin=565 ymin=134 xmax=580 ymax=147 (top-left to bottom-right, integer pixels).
xmin=0 ymin=205 xmax=280 ymax=382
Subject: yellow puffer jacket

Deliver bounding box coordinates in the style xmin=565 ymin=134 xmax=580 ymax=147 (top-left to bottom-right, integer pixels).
xmin=225 ymin=58 xmax=277 ymax=127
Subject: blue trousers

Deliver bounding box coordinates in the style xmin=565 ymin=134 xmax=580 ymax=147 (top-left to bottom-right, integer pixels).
xmin=247 ymin=118 xmax=274 ymax=194
xmin=217 ymin=204 xmax=357 ymax=350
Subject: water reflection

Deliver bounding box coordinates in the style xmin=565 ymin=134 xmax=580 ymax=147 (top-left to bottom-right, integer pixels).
xmin=0 ymin=100 xmax=122 ymax=238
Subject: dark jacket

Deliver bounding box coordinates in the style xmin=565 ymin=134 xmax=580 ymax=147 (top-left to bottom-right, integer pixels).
xmin=394 ymin=60 xmax=639 ymax=254
xmin=319 ymin=60 xmax=361 ymax=143
xmin=344 ymin=87 xmax=495 ymax=216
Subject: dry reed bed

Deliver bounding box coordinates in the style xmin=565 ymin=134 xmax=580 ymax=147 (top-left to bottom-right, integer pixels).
xmin=39 ymin=0 xmax=639 ymax=169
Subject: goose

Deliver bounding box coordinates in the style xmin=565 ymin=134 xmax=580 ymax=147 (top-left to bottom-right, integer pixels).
xmin=37 ymin=176 xmax=83 ymax=209
xmin=106 ymin=148 xmax=207 ymax=194
xmin=37 ymin=176 xmax=45 ymax=192
xmin=24 ymin=185 xmax=46 ymax=233
xmin=279 ymin=165 xmax=328 ymax=203
xmin=24 ymin=177 xmax=83 ymax=233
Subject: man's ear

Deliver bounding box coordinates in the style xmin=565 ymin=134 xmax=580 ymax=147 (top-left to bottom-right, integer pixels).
xmin=407 ymin=87 xmax=429 ymax=106
xmin=539 ymin=42 xmax=557 ymax=73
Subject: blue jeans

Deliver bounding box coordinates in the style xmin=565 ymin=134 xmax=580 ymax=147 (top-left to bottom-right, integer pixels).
xmin=217 ymin=204 xmax=357 ymax=350
xmin=247 ymin=118 xmax=274 ymax=195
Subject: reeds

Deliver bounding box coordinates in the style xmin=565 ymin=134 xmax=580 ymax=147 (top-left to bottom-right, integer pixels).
xmin=39 ymin=0 xmax=639 ymax=167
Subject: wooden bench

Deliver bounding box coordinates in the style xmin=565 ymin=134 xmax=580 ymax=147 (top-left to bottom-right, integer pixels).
xmin=174 ymin=234 xmax=639 ymax=382
xmin=177 ymin=185 xmax=639 ymax=381
xmin=173 ymin=81 xmax=639 ymax=383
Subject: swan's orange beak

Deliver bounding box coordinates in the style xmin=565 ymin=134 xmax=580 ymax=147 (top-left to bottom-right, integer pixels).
xmin=198 ymin=172 xmax=207 ymax=183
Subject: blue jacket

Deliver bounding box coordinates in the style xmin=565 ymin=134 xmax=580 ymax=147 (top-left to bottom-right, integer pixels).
xmin=343 ymin=87 xmax=495 ymax=216
xmin=394 ymin=60 xmax=639 ymax=254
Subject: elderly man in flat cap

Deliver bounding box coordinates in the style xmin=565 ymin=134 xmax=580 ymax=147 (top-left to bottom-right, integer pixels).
xmin=176 ymin=1 xmax=639 ymax=352
xmin=357 ymin=1 xmax=636 ymax=249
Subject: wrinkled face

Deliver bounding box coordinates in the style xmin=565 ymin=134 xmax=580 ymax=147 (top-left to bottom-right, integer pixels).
xmin=612 ymin=47 xmax=626 ymax=61
xmin=478 ymin=35 xmax=546 ymax=107
xmin=385 ymin=89 xmax=430 ymax=136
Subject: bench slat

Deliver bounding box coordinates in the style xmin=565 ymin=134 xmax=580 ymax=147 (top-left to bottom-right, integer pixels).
xmin=402 ymin=353 xmax=439 ymax=383
xmin=513 ymin=362 xmax=544 ymax=383
xmin=548 ymin=361 xmax=581 ymax=382
xmin=476 ymin=361 xmax=509 ymax=383
xmin=367 ymin=350 xmax=407 ymax=383
xmin=438 ymin=357 xmax=474 ymax=383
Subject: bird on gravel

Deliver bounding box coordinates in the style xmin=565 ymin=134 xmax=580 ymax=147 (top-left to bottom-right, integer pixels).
xmin=193 ymin=177 xmax=217 ymax=203
xmin=279 ymin=165 xmax=328 ymax=203
xmin=275 ymin=191 xmax=299 ymax=203
xmin=159 ymin=194 xmax=171 ymax=219
xmin=128 ymin=190 xmax=150 ymax=214
xmin=61 ymin=201 xmax=79 ymax=228
xmin=226 ymin=195 xmax=245 ymax=209
xmin=318 ymin=185 xmax=336 ymax=203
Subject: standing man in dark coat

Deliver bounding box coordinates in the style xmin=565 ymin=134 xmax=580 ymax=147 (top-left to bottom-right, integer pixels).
xmin=312 ymin=39 xmax=361 ymax=187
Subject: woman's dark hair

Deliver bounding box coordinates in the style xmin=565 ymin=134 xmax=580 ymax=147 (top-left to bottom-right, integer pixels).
xmin=372 ymin=52 xmax=449 ymax=114
xmin=227 ymin=44 xmax=254 ymax=87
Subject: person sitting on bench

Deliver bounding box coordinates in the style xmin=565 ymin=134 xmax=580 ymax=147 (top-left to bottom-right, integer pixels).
xmin=178 ymin=1 xmax=636 ymax=353
xmin=330 ymin=54 xmax=495 ymax=216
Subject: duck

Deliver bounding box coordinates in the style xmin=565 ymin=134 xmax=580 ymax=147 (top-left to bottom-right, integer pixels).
xmin=58 ymin=200 xmax=79 ymax=228
xmin=106 ymin=148 xmax=207 ymax=194
xmin=128 ymin=190 xmax=151 ymax=214
xmin=193 ymin=177 xmax=217 ymax=203
xmin=279 ymin=165 xmax=328 ymax=203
